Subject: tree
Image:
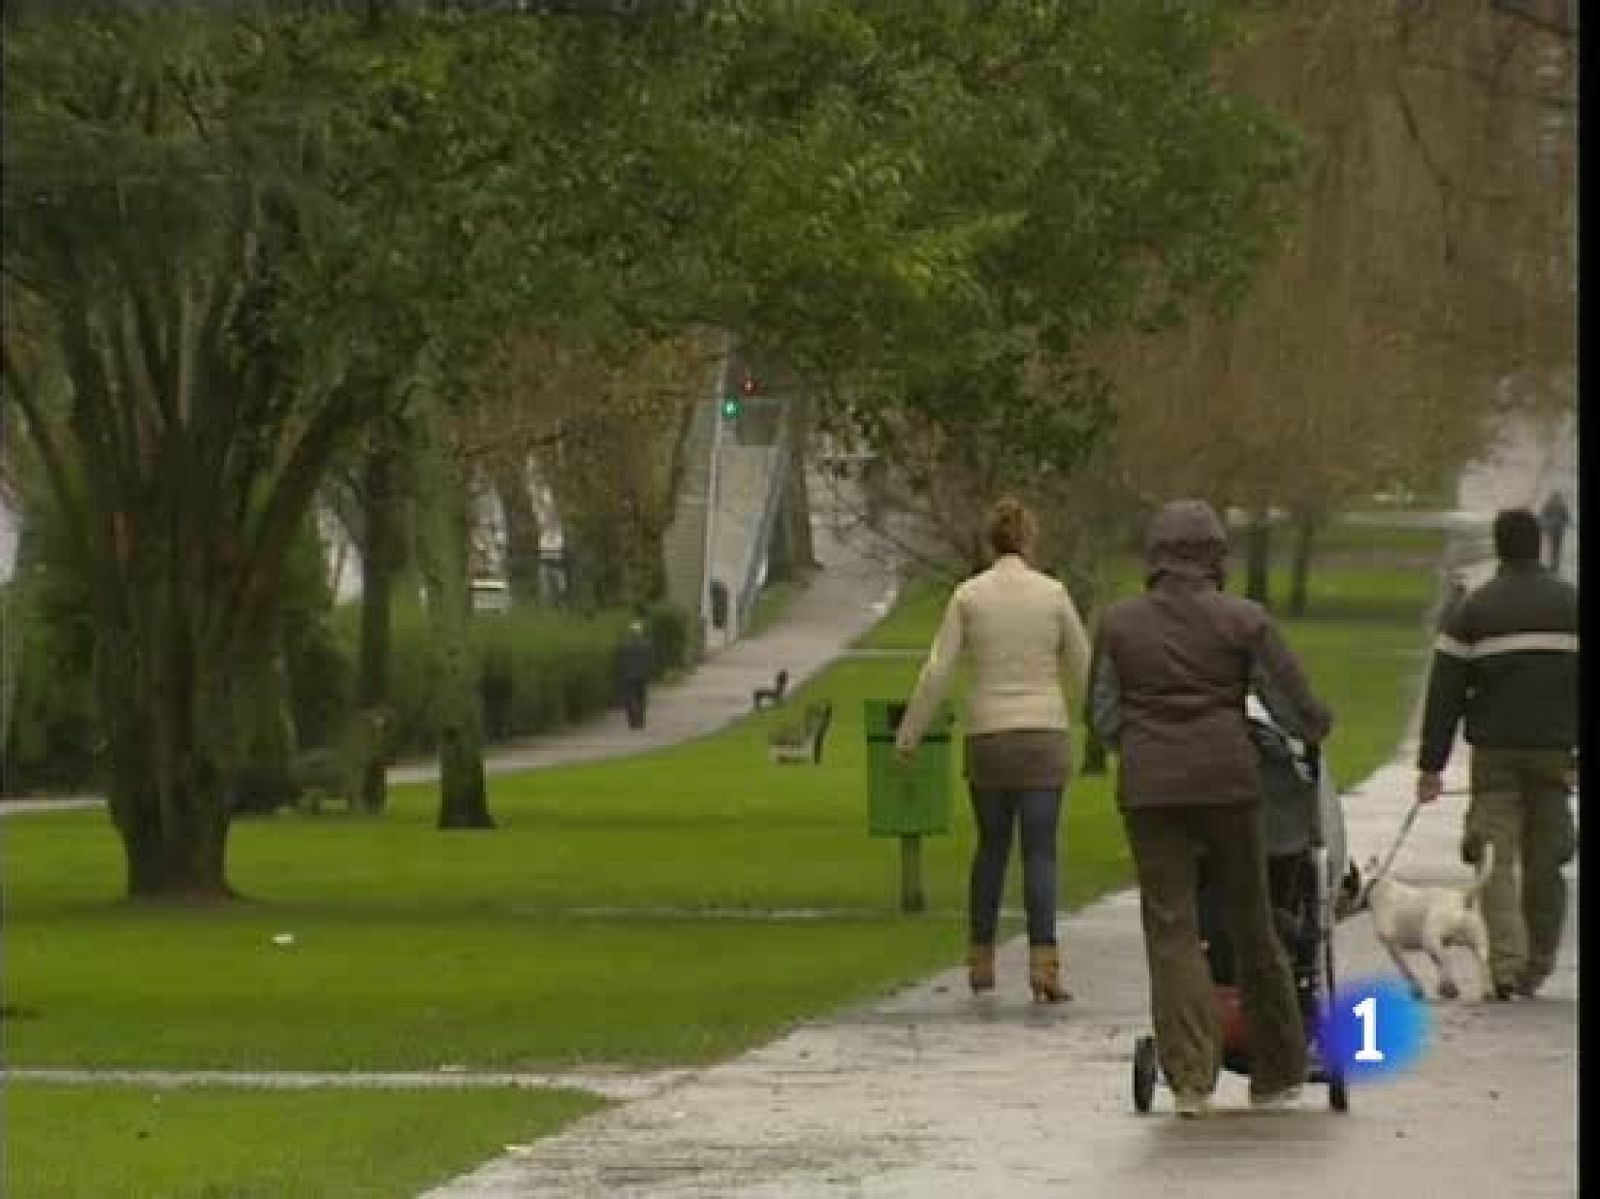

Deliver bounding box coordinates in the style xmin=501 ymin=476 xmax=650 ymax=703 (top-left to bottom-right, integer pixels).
xmin=1091 ymin=1 xmax=1573 ymax=612
xmin=1 ymin=6 xmax=391 ymax=896
xmin=752 ymin=3 xmax=1304 ymax=576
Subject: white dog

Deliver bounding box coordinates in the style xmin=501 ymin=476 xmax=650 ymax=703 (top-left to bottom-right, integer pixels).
xmin=1358 ymin=844 xmax=1496 ymax=1001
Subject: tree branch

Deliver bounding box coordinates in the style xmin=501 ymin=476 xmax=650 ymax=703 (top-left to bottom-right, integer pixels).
xmin=1489 ymin=0 xmax=1576 ymax=41
xmin=227 ymin=387 xmax=365 ymax=637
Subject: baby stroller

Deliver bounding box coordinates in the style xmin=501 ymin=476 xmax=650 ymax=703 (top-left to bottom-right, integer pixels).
xmin=1131 ymin=699 xmax=1351 ymax=1113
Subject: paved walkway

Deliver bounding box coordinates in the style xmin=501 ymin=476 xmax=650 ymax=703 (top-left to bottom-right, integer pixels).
xmin=0 ymin=512 xmax=899 ymax=815
xmin=426 ymin=410 xmax=1578 ymax=1198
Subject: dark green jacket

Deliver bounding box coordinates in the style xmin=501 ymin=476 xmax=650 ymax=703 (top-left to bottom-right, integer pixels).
xmin=1417 ymin=560 xmax=1578 ymax=772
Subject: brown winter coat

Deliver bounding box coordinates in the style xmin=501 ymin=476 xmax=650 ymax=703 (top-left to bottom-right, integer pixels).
xmin=1088 ymin=501 xmax=1332 ymax=810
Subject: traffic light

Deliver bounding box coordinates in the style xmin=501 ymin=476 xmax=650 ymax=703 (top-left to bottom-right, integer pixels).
xmin=722 ymin=373 xmax=760 ymax=420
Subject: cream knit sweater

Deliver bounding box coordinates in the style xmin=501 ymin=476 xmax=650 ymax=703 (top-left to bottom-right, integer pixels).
xmin=894 ymin=555 xmax=1091 ymax=751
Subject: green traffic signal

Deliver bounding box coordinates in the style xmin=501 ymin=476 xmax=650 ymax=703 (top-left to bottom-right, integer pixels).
xmin=721 ymin=396 xmax=742 ymax=419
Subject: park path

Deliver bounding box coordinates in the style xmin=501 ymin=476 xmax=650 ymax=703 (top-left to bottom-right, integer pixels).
xmin=0 ymin=499 xmax=899 ymax=816
xmin=425 ymin=409 xmax=1578 ymax=1199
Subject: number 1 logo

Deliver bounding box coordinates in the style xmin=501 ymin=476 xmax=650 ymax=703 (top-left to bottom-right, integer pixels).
xmin=1351 ymin=995 xmax=1385 ymax=1063
xmin=1317 ymin=978 xmax=1428 ymax=1081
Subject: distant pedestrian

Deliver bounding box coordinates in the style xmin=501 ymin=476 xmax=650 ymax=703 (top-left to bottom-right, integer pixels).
xmin=1538 ymin=490 xmax=1571 ymax=573
xmin=893 ymin=497 xmax=1091 ymax=1003
xmin=1088 ymin=500 xmax=1332 ymax=1117
xmin=617 ymin=620 xmax=654 ymax=731
xmin=1416 ymin=508 xmax=1579 ymax=999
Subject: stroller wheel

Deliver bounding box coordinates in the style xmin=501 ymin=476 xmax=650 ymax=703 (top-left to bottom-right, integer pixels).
xmin=1133 ymin=1035 xmax=1158 ymax=1114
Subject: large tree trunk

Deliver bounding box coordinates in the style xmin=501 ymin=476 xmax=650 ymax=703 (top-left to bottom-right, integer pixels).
xmin=1287 ymin=510 xmax=1321 ymax=617
xmin=352 ymin=441 xmax=400 ymax=815
xmin=1244 ymin=508 xmax=1272 ymax=607
xmin=93 ymin=523 xmax=235 ymax=901
xmin=491 ymin=457 xmax=542 ymax=608
xmin=415 ymin=435 xmax=493 ymax=831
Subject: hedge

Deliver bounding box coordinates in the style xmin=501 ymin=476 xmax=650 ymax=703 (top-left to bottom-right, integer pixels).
xmin=2 ymin=595 xmax=692 ymax=794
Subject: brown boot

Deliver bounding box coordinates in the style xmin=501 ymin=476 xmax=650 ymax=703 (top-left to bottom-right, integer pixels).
xmin=1029 ymin=945 xmax=1072 ymax=1003
xmin=968 ymin=945 xmax=996 ymax=995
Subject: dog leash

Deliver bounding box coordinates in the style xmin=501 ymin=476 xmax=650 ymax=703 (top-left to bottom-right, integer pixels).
xmin=1370 ymin=797 xmax=1426 ymax=887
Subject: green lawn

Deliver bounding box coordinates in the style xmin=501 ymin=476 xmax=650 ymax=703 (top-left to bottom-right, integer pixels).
xmin=0 ymin=547 xmax=1440 ymax=1195
xmin=2 ymin=1083 xmax=603 ymax=1199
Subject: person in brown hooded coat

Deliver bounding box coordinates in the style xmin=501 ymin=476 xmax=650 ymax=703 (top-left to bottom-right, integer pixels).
xmin=1088 ymin=500 xmax=1333 ymax=1116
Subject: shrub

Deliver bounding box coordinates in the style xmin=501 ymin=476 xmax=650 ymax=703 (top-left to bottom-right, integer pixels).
xmin=330 ymin=599 xmax=693 ymax=758
xmin=640 ymin=601 xmax=692 ymax=675
xmin=1 ymin=570 xmax=100 ymax=795
xmin=5 ymin=575 xmax=692 ymax=787
xmin=283 ymin=617 xmax=353 ymax=751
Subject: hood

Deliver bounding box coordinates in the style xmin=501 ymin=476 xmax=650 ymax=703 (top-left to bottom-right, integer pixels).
xmin=1144 ymin=500 xmax=1228 ymax=588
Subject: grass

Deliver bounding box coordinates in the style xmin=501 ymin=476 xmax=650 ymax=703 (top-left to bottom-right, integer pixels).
xmin=2 ymin=1083 xmax=604 ymax=1199
xmin=1316 ymin=521 xmax=1449 ymax=559
xmin=0 ymin=543 xmax=1441 ymax=1193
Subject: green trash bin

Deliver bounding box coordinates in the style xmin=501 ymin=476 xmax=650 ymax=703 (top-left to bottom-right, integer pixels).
xmin=864 ymin=699 xmax=954 ymax=837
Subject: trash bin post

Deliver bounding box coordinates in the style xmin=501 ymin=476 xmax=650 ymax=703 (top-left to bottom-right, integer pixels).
xmin=864 ymin=699 xmax=953 ymax=914
xmin=899 ymin=834 xmax=925 ymax=913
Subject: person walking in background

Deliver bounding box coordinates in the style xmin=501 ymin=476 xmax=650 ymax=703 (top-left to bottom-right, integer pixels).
xmin=616 ymin=620 xmax=654 ymax=731
xmin=1538 ymin=490 xmax=1571 ymax=574
xmin=1088 ymin=500 xmax=1332 ymax=1117
xmin=893 ymin=497 xmax=1091 ymax=1003
xmin=1416 ymin=508 xmax=1579 ymax=999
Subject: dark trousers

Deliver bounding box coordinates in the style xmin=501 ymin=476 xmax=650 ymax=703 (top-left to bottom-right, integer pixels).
xmin=621 ymin=680 xmax=647 ymax=729
xmin=968 ymin=787 xmax=1062 ymax=947
xmin=1546 ymin=529 xmax=1565 ymax=573
xmin=1123 ymin=803 xmax=1306 ymax=1098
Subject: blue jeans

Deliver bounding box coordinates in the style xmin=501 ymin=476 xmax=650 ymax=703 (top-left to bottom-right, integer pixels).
xmin=968 ymin=787 xmax=1062 ymax=947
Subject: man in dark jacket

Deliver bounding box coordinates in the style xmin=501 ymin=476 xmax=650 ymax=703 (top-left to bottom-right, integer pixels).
xmin=1416 ymin=508 xmax=1578 ymax=999
xmin=1089 ymin=500 xmax=1333 ymax=1117
xmin=616 ymin=620 xmax=654 ymax=731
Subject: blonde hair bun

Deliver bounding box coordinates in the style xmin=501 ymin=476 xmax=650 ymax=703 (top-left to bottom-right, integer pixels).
xmin=987 ymin=497 xmax=1036 ymax=557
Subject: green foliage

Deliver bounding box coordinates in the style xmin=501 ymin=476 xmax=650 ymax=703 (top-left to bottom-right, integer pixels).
xmin=1 ymin=494 xmax=98 ymax=794
xmin=1 ymin=577 xmax=98 ymax=794
xmin=280 ymin=520 xmax=349 ymax=751
xmin=639 ymin=600 xmax=692 ymax=678
xmin=327 ymin=599 xmax=692 ymax=755
xmin=666 ymin=1 xmax=1305 ymax=481
xmin=4 ymin=584 xmax=690 ymax=787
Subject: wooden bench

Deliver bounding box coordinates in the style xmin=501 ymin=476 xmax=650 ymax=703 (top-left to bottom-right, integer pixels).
xmin=752 ymin=669 xmax=789 ymax=711
xmin=289 ymin=747 xmax=350 ymax=815
xmin=767 ymin=699 xmax=832 ymax=765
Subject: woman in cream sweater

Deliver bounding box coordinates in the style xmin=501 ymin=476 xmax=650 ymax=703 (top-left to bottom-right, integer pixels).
xmin=894 ymin=498 xmax=1092 ymax=1001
